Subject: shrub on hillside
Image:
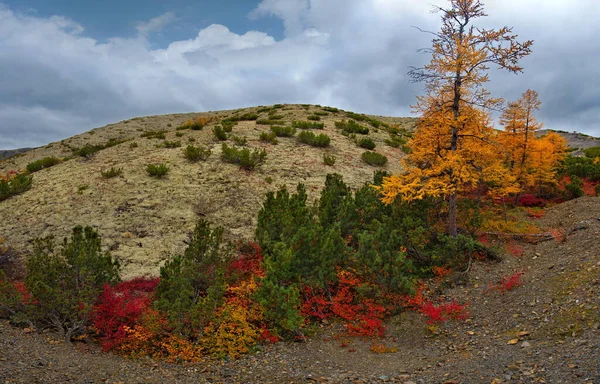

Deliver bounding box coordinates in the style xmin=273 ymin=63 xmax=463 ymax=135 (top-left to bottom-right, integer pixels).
xmin=73 ymin=144 xmax=105 ymax=158
xmin=221 ymin=143 xmax=267 ymax=170
xmin=221 ymin=120 xmax=237 ymax=132
xmin=183 ymin=145 xmax=211 ymax=162
xmin=232 ymin=135 xmax=248 ymax=146
xmin=213 ymin=126 xmax=228 ymax=141
xmin=0 ymin=173 xmax=33 ymax=202
xmin=101 ymin=167 xmax=123 ymax=179
xmin=146 ymin=163 xmax=169 ymax=177
xmin=307 ymin=115 xmax=321 ymax=121
xmin=583 ymin=146 xmax=600 ymax=158
xmin=565 ymin=175 xmax=585 ymax=199
xmin=292 ymin=121 xmax=325 ymax=130
xmin=358 ymin=138 xmax=376 ymax=150
xmin=361 ymin=151 xmax=387 ymax=166
xmin=260 ymin=132 xmax=278 ymax=145
xmin=140 ymin=131 xmax=167 ymax=140
xmin=270 ymin=125 xmax=296 ymax=137
xmin=26 ymin=157 xmax=60 ymax=173
xmin=323 ymin=154 xmax=336 ymax=166
xmin=163 ymin=140 xmax=181 ymax=148
xmin=25 ymin=226 xmax=120 ymax=340
xmin=154 ymin=220 xmax=233 ymax=338
xmin=335 ymin=120 xmax=369 ymax=135
xmin=297 ymin=131 xmax=330 ymax=147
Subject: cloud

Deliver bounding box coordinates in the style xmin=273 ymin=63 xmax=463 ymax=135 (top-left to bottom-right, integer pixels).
xmin=0 ymin=1 xmax=599 ymax=149
xmin=136 ymin=12 xmax=176 ymax=36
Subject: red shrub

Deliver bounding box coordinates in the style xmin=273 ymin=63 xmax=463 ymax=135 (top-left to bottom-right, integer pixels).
xmin=420 ymin=300 xmax=470 ymax=324
xmin=505 ymin=243 xmax=524 ymax=258
xmin=518 ymin=194 xmax=545 ymax=207
xmin=227 ymin=242 xmax=264 ymax=278
xmin=488 ymin=271 xmax=523 ymax=294
xmin=91 ymin=277 xmax=159 ymax=351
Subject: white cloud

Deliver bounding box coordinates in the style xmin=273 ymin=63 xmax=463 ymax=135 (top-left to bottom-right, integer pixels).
xmin=0 ymin=1 xmax=599 ymax=149
xmin=136 ymin=12 xmax=177 ymax=36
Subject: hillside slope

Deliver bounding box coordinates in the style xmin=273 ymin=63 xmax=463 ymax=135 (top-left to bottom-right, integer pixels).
xmin=0 ymin=105 xmax=415 ymax=278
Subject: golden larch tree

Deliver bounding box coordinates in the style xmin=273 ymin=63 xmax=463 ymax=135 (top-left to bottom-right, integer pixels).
xmin=380 ymin=0 xmax=533 ymax=236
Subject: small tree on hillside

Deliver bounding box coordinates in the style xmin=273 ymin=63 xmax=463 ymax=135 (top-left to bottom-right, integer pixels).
xmin=380 ymin=0 xmax=533 ymax=236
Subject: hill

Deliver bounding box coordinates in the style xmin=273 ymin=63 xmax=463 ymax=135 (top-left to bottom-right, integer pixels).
xmin=0 ymin=148 xmax=31 ymax=160
xmin=0 ymin=104 xmax=415 ymax=278
xmin=538 ymin=129 xmax=600 ymax=156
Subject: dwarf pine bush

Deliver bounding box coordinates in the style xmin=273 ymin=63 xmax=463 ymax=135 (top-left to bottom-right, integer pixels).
xmin=298 ymin=131 xmax=330 ymax=147
xmin=146 ymin=163 xmax=169 ymax=177
xmin=221 ymin=143 xmax=267 ymax=170
xmin=358 ymin=138 xmax=376 ymax=150
xmin=292 ymin=121 xmax=325 ymax=129
xmin=26 ymin=157 xmax=60 ymax=173
xmin=101 ymin=167 xmax=123 ymax=178
xmin=183 ymin=145 xmax=211 ymax=162
xmin=260 ymin=132 xmax=278 ymax=144
xmin=270 ymin=125 xmax=296 ymax=137
xmin=361 ymin=151 xmax=387 ymax=166
xmin=0 ymin=173 xmax=33 ymax=202
xmin=25 ymin=226 xmax=120 ymax=340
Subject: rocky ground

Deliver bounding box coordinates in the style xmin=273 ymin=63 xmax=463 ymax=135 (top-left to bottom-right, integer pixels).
xmin=1 ymin=197 xmax=599 ymax=383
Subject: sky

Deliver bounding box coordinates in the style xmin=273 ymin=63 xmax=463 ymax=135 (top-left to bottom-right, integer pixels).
xmin=0 ymin=0 xmax=598 ymax=149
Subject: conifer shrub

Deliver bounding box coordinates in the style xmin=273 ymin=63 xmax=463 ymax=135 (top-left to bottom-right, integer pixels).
xmin=270 ymin=125 xmax=296 ymax=137
xmin=565 ymin=175 xmax=585 ymax=199
xmin=322 ymin=106 xmax=339 ymax=113
xmin=292 ymin=121 xmax=325 ymax=129
xmin=140 ymin=130 xmax=167 ymax=139
xmin=323 ymin=154 xmax=336 ymax=166
xmin=335 ymin=119 xmax=369 ymax=135
xmin=25 ymin=226 xmax=120 ymax=340
xmin=257 ymin=119 xmax=287 ymax=125
xmin=307 ymin=115 xmax=321 ymax=121
xmin=267 ymin=114 xmax=284 ymax=120
xmin=163 ymin=140 xmax=182 ymax=148
xmin=129 ymin=142 xmax=138 ymax=149
xmin=221 ymin=119 xmax=237 ymax=132
xmin=101 ymin=167 xmax=123 ymax=179
xmin=232 ymin=135 xmax=248 ymax=146
xmin=146 ymin=163 xmax=169 ymax=177
xmin=260 ymin=132 xmax=278 ymax=145
xmin=154 ymin=220 xmax=233 ymax=338
xmin=297 ymin=131 xmax=330 ymax=147
xmin=183 ymin=145 xmax=211 ymax=162
xmin=358 ymin=137 xmax=376 ymax=150
xmin=26 ymin=157 xmax=60 ymax=173
xmin=213 ymin=126 xmax=228 ymax=141
xmin=230 ymin=113 xmax=258 ymax=121
xmin=384 ymin=134 xmax=407 ymax=148
xmin=361 ymin=151 xmax=387 ymax=166
xmin=73 ymin=144 xmax=105 ymax=158
xmin=583 ymin=146 xmax=600 ymax=158
xmin=221 ymin=143 xmax=267 ymax=170
xmin=175 ymin=132 xmax=184 ymax=137
xmin=313 ymin=111 xmax=329 ymax=116
xmin=0 ymin=173 xmax=33 ymax=202
xmin=104 ymin=138 xmax=127 ymax=148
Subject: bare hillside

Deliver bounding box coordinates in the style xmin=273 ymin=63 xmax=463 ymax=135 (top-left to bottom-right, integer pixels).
xmin=0 ymin=105 xmax=415 ymax=278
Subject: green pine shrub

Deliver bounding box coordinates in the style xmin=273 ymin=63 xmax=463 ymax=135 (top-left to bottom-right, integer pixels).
xmin=335 ymin=120 xmax=369 ymax=135
xmin=565 ymin=175 xmax=585 ymax=199
xmin=260 ymin=132 xmax=278 ymax=145
xmin=163 ymin=140 xmax=182 ymax=148
xmin=146 ymin=163 xmax=169 ymax=177
xmin=26 ymin=157 xmax=60 ymax=173
xmin=221 ymin=143 xmax=267 ymax=170
xmin=361 ymin=151 xmax=387 ymax=166
xmin=584 ymin=146 xmax=600 ymax=158
xmin=270 ymin=125 xmax=296 ymax=137
xmin=154 ymin=220 xmax=232 ymax=338
xmin=213 ymin=126 xmax=228 ymax=141
xmin=72 ymin=144 xmax=105 ymax=158
xmin=297 ymin=131 xmax=330 ymax=147
xmin=292 ymin=121 xmax=325 ymax=129
xmin=232 ymin=135 xmax=248 ymax=146
xmin=183 ymin=145 xmax=211 ymax=162
xmin=0 ymin=173 xmax=33 ymax=202
xmin=25 ymin=226 xmax=120 ymax=340
xmin=101 ymin=167 xmax=123 ymax=178
xmin=322 ymin=106 xmax=339 ymax=113
xmin=307 ymin=115 xmax=321 ymax=121
xmin=323 ymin=154 xmax=336 ymax=166
xmin=221 ymin=120 xmax=237 ymax=132
xmin=140 ymin=130 xmax=167 ymax=140
xmin=358 ymin=138 xmax=376 ymax=150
